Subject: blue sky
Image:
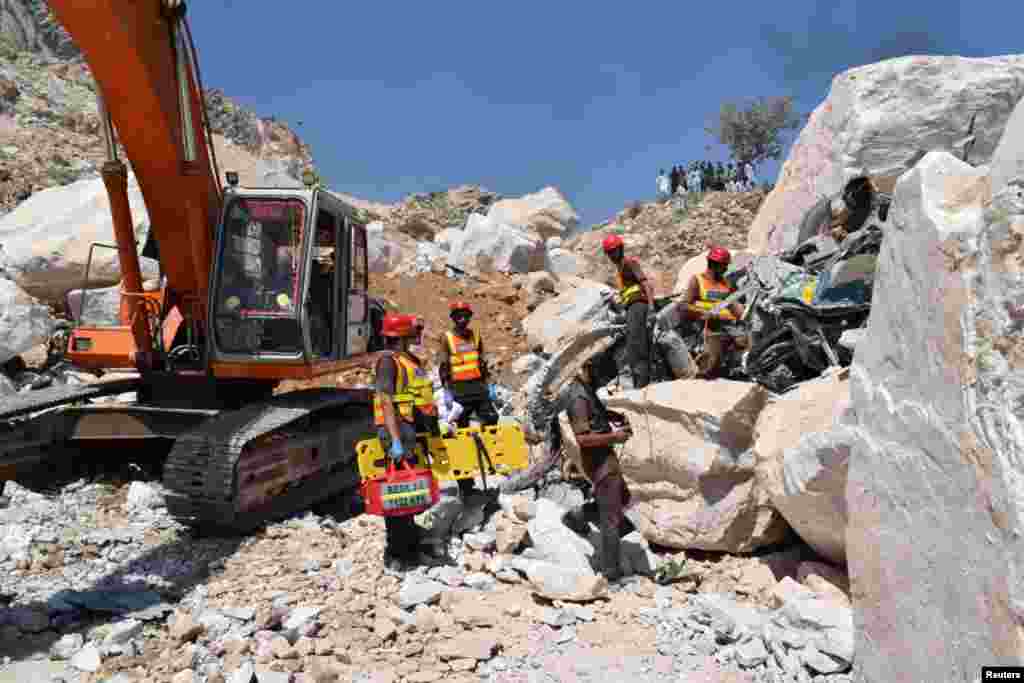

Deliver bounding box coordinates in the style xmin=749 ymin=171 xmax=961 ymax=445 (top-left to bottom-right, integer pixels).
xmin=190 ymin=1 xmax=1021 ymax=227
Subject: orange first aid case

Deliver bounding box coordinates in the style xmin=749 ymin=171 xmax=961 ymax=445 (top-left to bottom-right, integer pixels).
xmin=360 ymin=459 xmax=440 ymax=517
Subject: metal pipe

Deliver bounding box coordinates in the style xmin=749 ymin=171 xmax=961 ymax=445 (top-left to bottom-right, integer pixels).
xmin=100 ymin=160 xmax=154 ymax=369
xmin=96 ymin=93 xmax=117 ymax=163
xmin=184 ymin=17 xmax=222 ymax=198
xmin=78 ymin=243 xmax=119 ymax=326
xmin=171 ymin=18 xmax=197 ymax=163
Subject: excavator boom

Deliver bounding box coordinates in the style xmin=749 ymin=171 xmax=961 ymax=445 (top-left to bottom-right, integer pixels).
xmin=48 ymin=0 xmax=220 ymax=366
xmin=0 ymin=1 xmax=531 ymax=534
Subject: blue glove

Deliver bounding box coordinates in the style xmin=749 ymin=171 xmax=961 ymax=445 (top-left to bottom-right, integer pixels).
xmin=488 ymin=384 xmax=497 ymax=401
xmin=388 ymin=440 xmax=406 ymax=463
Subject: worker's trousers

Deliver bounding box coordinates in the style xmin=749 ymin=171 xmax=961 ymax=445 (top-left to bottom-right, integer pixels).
xmin=564 ymin=460 xmax=632 ymax=580
xmin=453 ymin=396 xmax=499 ymax=429
xmin=452 ymin=394 xmax=500 ymax=497
xmin=377 ymin=424 xmax=422 ymax=560
xmin=625 ymin=301 xmax=651 ymax=389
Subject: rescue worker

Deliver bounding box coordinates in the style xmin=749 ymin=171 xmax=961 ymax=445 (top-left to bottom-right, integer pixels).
xmin=601 ymin=234 xmax=656 ymax=389
xmin=559 ymin=354 xmax=634 ymax=581
xmin=373 ymin=313 xmax=436 ymax=568
xmin=683 ymin=246 xmax=745 ymax=378
xmin=438 ymin=302 xmax=498 ymax=428
xmin=437 ymin=301 xmax=499 ymax=497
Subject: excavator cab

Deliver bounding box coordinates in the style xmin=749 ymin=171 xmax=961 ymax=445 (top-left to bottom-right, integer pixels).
xmin=208 ymin=184 xmax=371 ymax=376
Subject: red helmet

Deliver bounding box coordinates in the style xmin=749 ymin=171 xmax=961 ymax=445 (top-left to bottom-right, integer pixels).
xmin=449 ymin=301 xmax=473 ymax=316
xmin=708 ymin=246 xmax=731 ymax=265
xmin=381 ymin=313 xmax=423 ymax=338
xmin=602 ymin=234 xmax=624 ymax=253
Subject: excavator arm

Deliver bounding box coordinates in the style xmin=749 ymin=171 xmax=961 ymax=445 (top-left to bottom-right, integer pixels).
xmin=47 ymin=0 xmax=221 ymax=369
xmin=0 ymin=2 xmax=442 ymax=534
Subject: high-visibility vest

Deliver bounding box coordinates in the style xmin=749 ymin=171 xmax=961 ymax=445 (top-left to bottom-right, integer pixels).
xmin=616 ymin=262 xmax=645 ymax=306
xmin=446 ymin=330 xmax=483 ymax=382
xmin=694 ymin=272 xmax=737 ymax=321
xmin=373 ymin=352 xmax=437 ymax=426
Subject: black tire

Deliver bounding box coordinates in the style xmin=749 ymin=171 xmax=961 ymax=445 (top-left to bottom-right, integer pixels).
xmin=747 ymin=339 xmax=802 ymax=393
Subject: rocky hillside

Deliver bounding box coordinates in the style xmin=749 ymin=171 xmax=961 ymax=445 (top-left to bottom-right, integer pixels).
xmin=566 ymin=190 xmax=765 ymax=293
xmin=0 ymin=16 xmax=312 ymax=215
xmin=0 ymin=0 xmax=76 ymax=60
xmin=361 ymin=186 xmax=500 ymax=240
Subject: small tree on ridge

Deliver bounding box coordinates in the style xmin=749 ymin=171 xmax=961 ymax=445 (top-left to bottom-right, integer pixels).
xmin=705 ymin=96 xmax=803 ymax=170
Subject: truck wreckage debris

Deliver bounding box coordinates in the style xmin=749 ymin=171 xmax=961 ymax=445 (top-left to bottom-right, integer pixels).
xmin=504 ymin=178 xmax=889 ymax=493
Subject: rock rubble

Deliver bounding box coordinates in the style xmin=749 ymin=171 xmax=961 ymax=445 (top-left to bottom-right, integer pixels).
xmin=0 ymin=469 xmax=856 ymax=683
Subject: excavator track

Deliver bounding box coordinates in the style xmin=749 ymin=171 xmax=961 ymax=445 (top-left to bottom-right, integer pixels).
xmin=162 ymin=387 xmax=374 ymax=534
xmin=0 ymin=377 xmax=142 ymax=422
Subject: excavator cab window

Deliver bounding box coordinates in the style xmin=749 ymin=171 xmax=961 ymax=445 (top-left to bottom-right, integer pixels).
xmin=213 ymin=197 xmax=305 ymax=355
xmin=309 ymin=210 xmax=336 ymax=357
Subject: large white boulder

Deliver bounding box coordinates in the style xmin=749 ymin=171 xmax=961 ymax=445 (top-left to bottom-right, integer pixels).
xmin=754 ymin=370 xmax=853 ymax=565
xmin=747 ymin=55 xmax=1024 ymax=255
xmin=65 ymin=277 xmax=162 ymax=325
xmin=64 ymin=284 xmax=120 ymax=326
xmin=0 ymin=174 xmax=159 ymax=305
xmin=604 ymin=379 xmax=788 ymax=552
xmin=522 ymin=279 xmax=612 ymax=353
xmin=846 ymin=150 xmax=1024 ymax=680
xmin=447 ymin=213 xmax=544 ymax=275
xmin=435 ymin=228 xmax=463 ymax=253
xmin=410 ymin=242 xmax=444 ymax=275
xmin=543 ymin=248 xmax=584 ymax=277
xmin=989 ymin=92 xmax=1024 ymax=198
xmin=0 ymin=277 xmax=55 ymax=365
xmin=486 ymin=186 xmax=579 ymax=241
xmin=365 ymin=222 xmax=405 ymax=273
xmin=526 ymin=498 xmax=596 ymax=573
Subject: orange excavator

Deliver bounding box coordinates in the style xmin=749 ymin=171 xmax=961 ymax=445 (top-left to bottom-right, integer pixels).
xmin=0 ymin=0 xmax=391 ymax=531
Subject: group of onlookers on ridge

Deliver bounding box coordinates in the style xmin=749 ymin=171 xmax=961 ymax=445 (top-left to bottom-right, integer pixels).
xmin=656 ymin=161 xmax=757 ymax=202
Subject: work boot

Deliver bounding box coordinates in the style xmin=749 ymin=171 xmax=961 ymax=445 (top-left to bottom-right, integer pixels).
xmin=617 ymin=367 xmax=635 ymax=391
xmin=600 ymin=526 xmax=623 ymax=582
xmin=383 ymin=546 xmax=418 ymax=572
xmin=457 ymin=477 xmax=476 ymax=499
xmin=561 ymin=505 xmax=590 ymax=536
xmin=617 ymin=514 xmax=636 ymax=538
xmin=630 ymin=362 xmax=650 ymax=390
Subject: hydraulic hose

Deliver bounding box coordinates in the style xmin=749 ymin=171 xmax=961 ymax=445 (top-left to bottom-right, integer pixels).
xmin=183 ymin=17 xmax=222 ymax=197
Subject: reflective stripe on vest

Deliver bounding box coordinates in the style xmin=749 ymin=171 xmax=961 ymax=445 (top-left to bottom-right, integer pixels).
xmin=695 ymin=272 xmax=737 ymax=321
xmin=446 ymin=330 xmax=482 ymax=382
xmin=373 ymin=352 xmax=437 ymax=425
xmin=616 ymin=270 xmax=643 ymax=307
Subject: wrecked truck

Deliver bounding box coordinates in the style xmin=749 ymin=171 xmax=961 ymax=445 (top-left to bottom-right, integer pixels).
xmin=629 ymin=174 xmax=889 ymax=393
xmin=503 ymin=178 xmax=889 ymax=492
xmin=532 ymin=214 xmax=884 ymax=402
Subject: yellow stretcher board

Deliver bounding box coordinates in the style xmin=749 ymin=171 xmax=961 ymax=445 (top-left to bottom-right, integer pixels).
xmin=356 ymin=423 xmax=529 ymax=482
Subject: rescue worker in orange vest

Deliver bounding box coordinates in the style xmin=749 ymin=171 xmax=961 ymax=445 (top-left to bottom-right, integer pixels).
xmin=602 ymin=234 xmax=657 ymax=389
xmin=437 ymin=301 xmax=499 ymax=497
xmin=374 ymin=313 xmax=436 ymax=567
xmin=683 ymin=246 xmax=745 ymax=378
